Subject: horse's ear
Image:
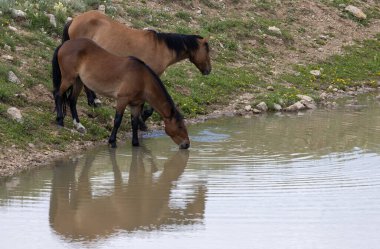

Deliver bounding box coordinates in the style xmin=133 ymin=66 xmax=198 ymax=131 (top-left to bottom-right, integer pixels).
xmin=203 ymin=37 xmax=209 ymax=43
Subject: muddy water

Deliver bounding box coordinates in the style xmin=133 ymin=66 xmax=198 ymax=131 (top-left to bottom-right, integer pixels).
xmin=1 ymin=95 xmax=380 ymax=249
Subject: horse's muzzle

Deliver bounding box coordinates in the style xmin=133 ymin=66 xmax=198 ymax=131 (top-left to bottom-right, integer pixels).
xmin=202 ymin=68 xmax=211 ymax=75
xmin=179 ymin=141 xmax=190 ymax=150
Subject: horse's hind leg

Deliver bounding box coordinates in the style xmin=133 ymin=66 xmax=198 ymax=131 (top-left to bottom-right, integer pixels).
xmin=54 ymin=78 xmax=74 ymax=127
xmin=54 ymin=90 xmax=65 ymax=127
xmin=109 ymin=97 xmax=128 ymax=148
xmin=69 ymin=79 xmax=86 ymax=133
xmin=84 ymin=86 xmax=101 ymax=107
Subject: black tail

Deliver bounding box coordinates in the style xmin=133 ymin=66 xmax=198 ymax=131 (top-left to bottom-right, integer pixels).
xmin=52 ymin=44 xmax=63 ymax=94
xmin=62 ymin=20 xmax=72 ymax=43
xmin=52 ymin=44 xmax=69 ymax=116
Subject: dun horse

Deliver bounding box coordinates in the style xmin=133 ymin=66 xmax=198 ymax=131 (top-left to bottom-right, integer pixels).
xmin=62 ymin=10 xmax=211 ymax=129
xmin=52 ymin=38 xmax=190 ymax=149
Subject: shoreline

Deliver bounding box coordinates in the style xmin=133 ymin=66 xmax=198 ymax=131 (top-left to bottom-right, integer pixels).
xmin=1 ymin=87 xmax=379 ymax=178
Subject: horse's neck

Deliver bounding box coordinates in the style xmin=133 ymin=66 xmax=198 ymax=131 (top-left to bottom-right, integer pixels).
xmin=144 ymin=80 xmax=174 ymax=119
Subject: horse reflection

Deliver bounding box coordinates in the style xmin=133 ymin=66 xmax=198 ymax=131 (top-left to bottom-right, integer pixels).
xmin=49 ymin=147 xmax=206 ymax=240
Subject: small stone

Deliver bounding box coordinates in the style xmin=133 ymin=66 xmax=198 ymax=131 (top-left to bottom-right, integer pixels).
xmin=268 ymin=26 xmax=282 ymax=35
xmin=310 ymin=70 xmax=321 ymax=77
xmin=98 ymin=4 xmax=106 ymax=13
xmin=376 ymin=95 xmax=380 ymax=100
xmin=301 ymin=100 xmax=317 ymax=109
xmin=345 ymin=5 xmax=367 ymax=20
xmin=244 ymin=105 xmax=252 ymax=112
xmin=28 ymin=143 xmax=35 ymax=148
xmin=252 ymin=108 xmax=261 ymax=114
xmin=4 ymin=44 xmax=11 ymax=51
xmin=66 ymin=17 xmax=73 ymax=22
xmin=285 ymin=101 xmax=305 ymax=112
xmin=196 ymin=9 xmax=202 ymax=14
xmin=333 ymin=88 xmax=338 ymax=92
xmin=267 ymin=86 xmax=274 ymax=91
xmin=319 ymin=92 xmax=327 ymax=99
xmin=8 ymin=71 xmax=21 ymax=84
xmin=46 ymin=14 xmax=57 ymax=27
xmin=1 ymin=55 xmax=14 ymax=61
xmin=297 ymin=94 xmax=314 ymax=102
xmin=256 ymin=102 xmax=268 ymax=112
xmin=10 ymin=9 xmax=26 ymax=19
xmin=273 ymin=103 xmax=282 ymax=111
xmin=9 ymin=26 xmax=18 ymax=32
xmin=7 ymin=107 xmax=23 ymax=123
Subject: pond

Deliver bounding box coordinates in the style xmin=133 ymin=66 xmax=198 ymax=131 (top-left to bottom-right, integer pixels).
xmin=1 ymin=95 xmax=380 ymax=249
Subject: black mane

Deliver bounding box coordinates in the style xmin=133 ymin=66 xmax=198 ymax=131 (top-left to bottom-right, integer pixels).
xmin=150 ymin=31 xmax=204 ymax=57
xmin=128 ymin=56 xmax=184 ymax=122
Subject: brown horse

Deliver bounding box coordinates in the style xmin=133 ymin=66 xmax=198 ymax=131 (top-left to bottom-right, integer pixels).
xmin=63 ymin=10 xmax=211 ymax=129
xmin=50 ymin=147 xmax=205 ymax=240
xmin=52 ymin=38 xmax=190 ymax=149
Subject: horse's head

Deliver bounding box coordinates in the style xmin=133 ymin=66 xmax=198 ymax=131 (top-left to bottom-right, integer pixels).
xmin=189 ymin=37 xmax=212 ymax=75
xmin=164 ymin=111 xmax=190 ymax=150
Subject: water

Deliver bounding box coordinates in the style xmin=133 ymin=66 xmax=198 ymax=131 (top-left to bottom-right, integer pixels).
xmin=1 ymin=95 xmax=380 ymax=249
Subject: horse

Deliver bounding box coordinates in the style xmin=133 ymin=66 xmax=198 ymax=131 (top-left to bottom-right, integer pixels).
xmin=52 ymin=38 xmax=190 ymax=149
xmin=62 ymin=10 xmax=211 ymax=129
xmin=49 ymin=147 xmax=205 ymax=239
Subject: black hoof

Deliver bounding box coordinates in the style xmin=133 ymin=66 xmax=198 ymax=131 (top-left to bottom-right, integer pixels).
xmin=56 ymin=119 xmax=64 ymax=127
xmin=132 ymin=141 xmax=140 ymax=147
xmin=109 ymin=141 xmax=117 ymax=148
xmin=88 ymin=101 xmax=100 ymax=108
xmin=138 ymin=122 xmax=148 ymax=131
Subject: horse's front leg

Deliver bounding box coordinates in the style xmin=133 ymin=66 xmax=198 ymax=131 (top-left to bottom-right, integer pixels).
xmin=131 ymin=105 xmax=143 ymax=146
xmin=109 ymin=111 xmax=124 ymax=148
xmin=108 ymin=98 xmax=128 ymax=148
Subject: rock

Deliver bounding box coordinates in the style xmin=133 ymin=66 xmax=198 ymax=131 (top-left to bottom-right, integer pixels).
xmin=66 ymin=17 xmax=73 ymax=22
xmin=376 ymin=95 xmax=380 ymax=100
xmin=244 ymin=105 xmax=252 ymax=112
xmin=28 ymin=143 xmax=35 ymax=148
xmin=333 ymin=88 xmax=338 ymax=92
xmin=252 ymin=108 xmax=261 ymax=114
xmin=345 ymin=5 xmax=367 ymax=20
xmin=8 ymin=26 xmax=18 ymax=32
xmin=273 ymin=103 xmax=282 ymax=111
xmin=7 ymin=107 xmax=23 ymax=123
xmin=10 ymin=9 xmax=26 ymax=19
xmin=297 ymin=95 xmax=316 ymax=109
xmin=297 ymin=94 xmax=314 ymax=102
xmin=4 ymin=44 xmax=11 ymax=51
xmin=46 ymin=14 xmax=57 ymax=27
xmin=301 ymin=100 xmax=317 ymax=109
xmin=0 ymin=10 xmax=3 ymax=16
xmin=8 ymin=71 xmax=21 ymax=84
xmin=268 ymin=26 xmax=282 ymax=35
xmin=1 ymin=55 xmax=14 ymax=61
xmin=98 ymin=4 xmax=106 ymax=13
xmin=310 ymin=70 xmax=321 ymax=77
xmin=267 ymin=85 xmax=274 ymax=91
xmin=284 ymin=101 xmax=305 ymax=112
xmin=256 ymin=102 xmax=268 ymax=112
